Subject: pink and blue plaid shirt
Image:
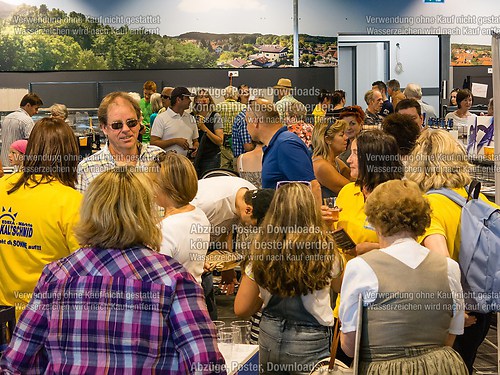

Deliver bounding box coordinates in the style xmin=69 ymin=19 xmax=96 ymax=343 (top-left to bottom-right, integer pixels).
xmin=0 ymin=246 xmax=226 ymax=374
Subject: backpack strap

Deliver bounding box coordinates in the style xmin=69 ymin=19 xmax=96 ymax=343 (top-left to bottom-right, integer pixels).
xmin=426 ymin=188 xmax=467 ymax=208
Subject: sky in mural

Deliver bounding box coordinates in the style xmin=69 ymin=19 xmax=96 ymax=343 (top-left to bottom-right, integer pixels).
xmin=2 ymin=0 xmax=497 ymax=44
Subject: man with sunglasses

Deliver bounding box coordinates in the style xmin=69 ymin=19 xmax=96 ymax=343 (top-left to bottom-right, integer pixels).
xmin=76 ymin=92 xmax=164 ymax=192
xmin=150 ymin=87 xmax=199 ymax=157
xmin=158 ymin=86 xmax=174 ymax=114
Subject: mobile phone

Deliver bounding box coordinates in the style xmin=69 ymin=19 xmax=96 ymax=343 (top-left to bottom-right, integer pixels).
xmin=332 ymin=228 xmax=356 ymax=250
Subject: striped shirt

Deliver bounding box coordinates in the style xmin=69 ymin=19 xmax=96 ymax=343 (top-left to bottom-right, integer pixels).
xmin=76 ymin=143 xmax=164 ymax=192
xmin=0 ymin=108 xmax=34 ymax=167
xmin=215 ymin=99 xmax=246 ymax=135
xmin=0 ymin=246 xmax=226 ymax=374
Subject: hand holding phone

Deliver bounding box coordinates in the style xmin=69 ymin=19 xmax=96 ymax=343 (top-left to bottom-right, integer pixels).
xmin=332 ymin=228 xmax=357 ymax=252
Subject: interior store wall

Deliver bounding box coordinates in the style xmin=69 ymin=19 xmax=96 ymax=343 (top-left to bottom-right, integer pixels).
xmin=0 ymin=68 xmax=334 ymax=111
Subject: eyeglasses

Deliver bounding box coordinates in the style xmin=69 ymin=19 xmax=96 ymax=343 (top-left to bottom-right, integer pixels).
xmin=276 ymin=180 xmax=312 ymax=189
xmin=161 ymin=95 xmax=170 ymax=100
xmin=108 ymin=118 xmax=139 ymax=130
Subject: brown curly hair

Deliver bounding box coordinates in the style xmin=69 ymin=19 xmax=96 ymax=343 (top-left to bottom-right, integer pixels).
xmin=250 ymin=183 xmax=340 ymax=297
xmin=364 ymin=179 xmax=431 ymax=238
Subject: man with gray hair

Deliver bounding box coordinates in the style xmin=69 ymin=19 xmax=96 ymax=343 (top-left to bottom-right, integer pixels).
xmin=403 ymin=83 xmax=437 ymax=124
xmin=364 ymin=89 xmax=383 ymax=127
xmin=216 ymin=85 xmax=246 ymax=170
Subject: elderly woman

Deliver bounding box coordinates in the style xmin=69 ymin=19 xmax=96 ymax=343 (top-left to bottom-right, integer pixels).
xmin=0 ymin=118 xmax=81 ymax=319
xmin=148 ymin=92 xmax=163 ymax=127
xmin=234 ymin=182 xmax=343 ymax=375
xmin=339 ymin=179 xmax=468 ymax=374
xmin=0 ymin=167 xmax=224 ymax=373
xmin=406 ymin=129 xmax=499 ymax=374
xmin=312 ymin=119 xmax=351 ymax=199
xmin=49 ymin=103 xmax=69 ymax=121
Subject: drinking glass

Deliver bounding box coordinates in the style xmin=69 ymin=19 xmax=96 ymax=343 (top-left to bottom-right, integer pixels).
xmin=231 ymin=320 xmax=252 ymax=344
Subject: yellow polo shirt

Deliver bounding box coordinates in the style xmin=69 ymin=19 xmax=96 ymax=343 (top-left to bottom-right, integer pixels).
xmin=422 ymin=187 xmax=499 ymax=262
xmin=0 ymin=173 xmax=82 ymax=318
xmin=334 ymin=182 xmax=379 ymax=317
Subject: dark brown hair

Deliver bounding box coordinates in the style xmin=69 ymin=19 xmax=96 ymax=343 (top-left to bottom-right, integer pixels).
xmin=8 ymin=118 xmax=79 ymax=194
xmin=356 ymin=129 xmax=404 ymax=193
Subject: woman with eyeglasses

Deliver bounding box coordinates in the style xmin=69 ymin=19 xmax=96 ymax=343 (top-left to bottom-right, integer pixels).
xmin=0 ymin=167 xmax=225 ymax=373
xmin=311 ymin=119 xmax=351 ymax=199
xmin=192 ymin=89 xmax=224 ymax=177
xmin=234 ymin=182 xmax=343 ymax=375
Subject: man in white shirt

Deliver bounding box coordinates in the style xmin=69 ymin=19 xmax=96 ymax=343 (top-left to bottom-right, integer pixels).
xmin=192 ymin=176 xmax=275 ymax=318
xmin=150 ymin=87 xmax=199 ymax=156
xmin=1 ymin=93 xmax=43 ymax=166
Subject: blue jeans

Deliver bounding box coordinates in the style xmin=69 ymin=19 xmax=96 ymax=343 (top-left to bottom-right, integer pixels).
xmin=258 ymin=315 xmax=332 ymax=375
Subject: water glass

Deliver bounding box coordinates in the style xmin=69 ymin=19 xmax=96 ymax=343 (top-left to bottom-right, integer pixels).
xmin=231 ymin=320 xmax=252 ymax=344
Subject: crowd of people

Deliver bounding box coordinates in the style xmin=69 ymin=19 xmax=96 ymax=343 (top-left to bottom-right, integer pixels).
xmin=0 ymin=77 xmax=497 ymax=374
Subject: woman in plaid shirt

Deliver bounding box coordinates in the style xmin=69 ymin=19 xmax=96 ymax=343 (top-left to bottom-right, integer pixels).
xmin=0 ymin=167 xmax=225 ymax=374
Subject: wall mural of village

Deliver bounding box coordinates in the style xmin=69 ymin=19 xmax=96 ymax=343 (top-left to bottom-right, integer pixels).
xmin=451 ymin=44 xmax=492 ymax=66
xmin=0 ymin=3 xmax=337 ymax=71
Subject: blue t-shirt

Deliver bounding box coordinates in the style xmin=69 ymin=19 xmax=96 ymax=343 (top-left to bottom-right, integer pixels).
xmin=262 ymin=126 xmax=315 ymax=189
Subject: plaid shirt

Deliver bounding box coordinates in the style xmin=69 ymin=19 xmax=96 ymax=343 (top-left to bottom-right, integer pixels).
xmin=215 ymin=99 xmax=246 ymax=135
xmin=0 ymin=246 xmax=226 ymax=374
xmin=231 ymin=109 xmax=253 ymax=158
xmin=76 ymin=143 xmax=164 ymax=193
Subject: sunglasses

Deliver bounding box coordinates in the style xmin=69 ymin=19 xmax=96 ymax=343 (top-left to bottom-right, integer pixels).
xmin=109 ymin=118 xmax=139 ymax=130
xmin=276 ymin=180 xmax=312 ymax=189
xmin=161 ymin=95 xmax=170 ymax=100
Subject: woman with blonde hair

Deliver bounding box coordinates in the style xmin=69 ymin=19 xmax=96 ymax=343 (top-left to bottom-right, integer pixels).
xmin=312 ymin=119 xmax=351 ymax=199
xmin=0 ymin=167 xmax=224 ymax=373
xmin=148 ymin=92 xmax=163 ymax=127
xmin=406 ymin=129 xmax=499 ymax=374
xmin=192 ymin=89 xmax=223 ymax=177
xmin=152 ymin=152 xmax=210 ymax=283
xmin=340 ymin=179 xmax=467 ymax=374
xmin=234 ymin=182 xmax=343 ymax=374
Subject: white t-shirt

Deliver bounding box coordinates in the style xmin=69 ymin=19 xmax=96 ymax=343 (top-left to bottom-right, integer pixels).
xmin=339 ymin=238 xmax=465 ymax=335
xmin=151 ymin=107 xmax=199 ymax=156
xmin=245 ymin=259 xmax=342 ymax=326
xmin=444 ymin=111 xmax=477 ymax=128
xmin=192 ymin=176 xmax=256 ymax=228
xmin=159 ymin=207 xmax=210 ymax=283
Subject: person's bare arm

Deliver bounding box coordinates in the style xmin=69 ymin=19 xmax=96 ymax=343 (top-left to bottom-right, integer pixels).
xmin=313 ymin=159 xmax=351 ymax=195
xmin=150 ymin=136 xmax=190 ymax=150
xmin=340 ymin=331 xmax=356 ymax=358
xmin=234 ymin=274 xmax=263 ymax=318
xmin=422 ymin=233 xmax=451 ymax=258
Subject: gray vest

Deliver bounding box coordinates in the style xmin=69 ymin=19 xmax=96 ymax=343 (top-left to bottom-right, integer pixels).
xmin=361 ymin=249 xmax=453 ymax=350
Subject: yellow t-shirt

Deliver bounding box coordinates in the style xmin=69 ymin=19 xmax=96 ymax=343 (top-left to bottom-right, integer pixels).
xmin=336 ymin=182 xmax=379 ymax=247
xmin=312 ymin=104 xmax=326 ymax=126
xmin=422 ymin=187 xmax=499 ymax=262
xmin=334 ymin=182 xmax=379 ymax=316
xmin=0 ymin=174 xmax=82 ymax=318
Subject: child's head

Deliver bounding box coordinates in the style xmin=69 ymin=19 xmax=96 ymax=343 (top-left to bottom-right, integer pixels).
xmin=9 ymin=139 xmax=28 ymax=167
